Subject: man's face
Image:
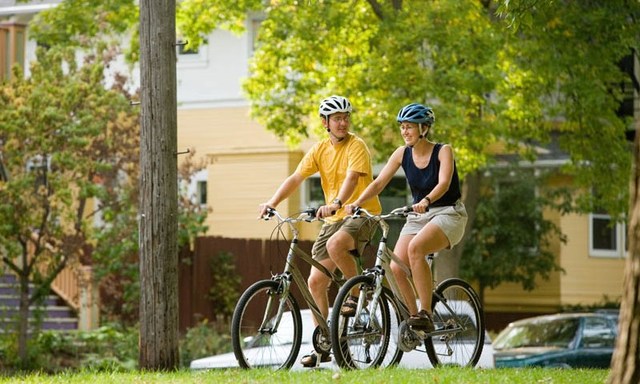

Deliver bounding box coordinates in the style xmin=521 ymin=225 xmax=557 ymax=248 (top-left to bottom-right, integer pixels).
xmin=325 ymin=112 xmax=350 ymax=139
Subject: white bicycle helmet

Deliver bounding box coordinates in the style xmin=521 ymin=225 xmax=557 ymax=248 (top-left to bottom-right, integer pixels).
xmin=318 ymin=95 xmax=353 ymax=118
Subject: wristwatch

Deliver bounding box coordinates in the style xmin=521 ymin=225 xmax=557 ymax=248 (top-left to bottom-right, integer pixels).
xmin=332 ymin=198 xmax=342 ymax=208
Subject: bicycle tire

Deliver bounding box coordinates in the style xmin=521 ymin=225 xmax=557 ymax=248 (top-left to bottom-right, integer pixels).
xmin=424 ymin=278 xmax=485 ymax=367
xmin=330 ymin=274 xmax=392 ymax=369
xmin=231 ymin=279 xmax=302 ymax=370
xmin=380 ymin=285 xmax=404 ymax=367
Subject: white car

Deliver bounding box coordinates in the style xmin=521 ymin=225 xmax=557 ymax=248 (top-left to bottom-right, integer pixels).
xmin=189 ymin=309 xmax=494 ymax=370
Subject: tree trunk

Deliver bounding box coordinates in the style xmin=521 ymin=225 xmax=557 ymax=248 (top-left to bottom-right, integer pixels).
xmin=138 ymin=0 xmax=179 ymax=370
xmin=17 ymin=269 xmax=29 ymax=364
xmin=608 ymin=122 xmax=640 ymax=384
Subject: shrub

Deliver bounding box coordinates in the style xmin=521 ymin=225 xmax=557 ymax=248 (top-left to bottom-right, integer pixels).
xmin=180 ymin=317 xmax=232 ymax=368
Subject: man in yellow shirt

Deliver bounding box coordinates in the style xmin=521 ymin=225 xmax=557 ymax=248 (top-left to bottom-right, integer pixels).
xmin=258 ymin=95 xmax=382 ymax=367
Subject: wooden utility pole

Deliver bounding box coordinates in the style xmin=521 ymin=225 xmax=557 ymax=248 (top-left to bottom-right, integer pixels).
xmin=138 ymin=0 xmax=179 ymax=370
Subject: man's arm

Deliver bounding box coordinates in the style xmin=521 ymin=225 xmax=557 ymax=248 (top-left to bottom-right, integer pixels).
xmin=317 ymin=170 xmax=361 ymax=218
xmin=258 ymin=172 xmax=305 ymax=218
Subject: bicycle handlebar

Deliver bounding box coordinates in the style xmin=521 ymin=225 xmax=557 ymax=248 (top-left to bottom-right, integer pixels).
xmin=351 ymin=206 xmax=416 ymax=220
xmin=262 ymin=207 xmax=323 ymax=223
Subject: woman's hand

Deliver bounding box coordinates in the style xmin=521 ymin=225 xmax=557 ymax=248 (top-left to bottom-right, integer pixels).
xmin=412 ymin=199 xmax=429 ymax=214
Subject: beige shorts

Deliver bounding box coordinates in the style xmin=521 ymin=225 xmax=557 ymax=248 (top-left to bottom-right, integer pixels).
xmin=399 ymin=201 xmax=468 ymax=248
xmin=312 ymin=217 xmax=376 ymax=262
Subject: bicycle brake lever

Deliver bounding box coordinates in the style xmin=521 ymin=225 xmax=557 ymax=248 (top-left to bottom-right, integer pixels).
xmin=303 ymin=207 xmax=317 ymax=221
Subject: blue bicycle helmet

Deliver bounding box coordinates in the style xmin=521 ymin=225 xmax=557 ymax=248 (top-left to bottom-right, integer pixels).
xmin=396 ymin=103 xmax=435 ymax=126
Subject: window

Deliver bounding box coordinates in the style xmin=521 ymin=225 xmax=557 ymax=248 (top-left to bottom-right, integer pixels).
xmin=302 ymin=175 xmax=409 ymax=210
xmin=178 ymin=42 xmax=198 ymax=56
xmin=196 ymin=180 xmax=207 ymax=206
xmin=182 ymin=169 xmax=208 ymax=206
xmin=0 ymin=22 xmax=26 ymax=81
xmin=176 ymin=37 xmax=208 ymax=68
xmin=248 ymin=14 xmax=264 ymax=55
xmin=26 ymin=155 xmax=50 ymax=193
xmin=589 ymin=212 xmax=626 ymax=258
xmin=581 ymin=317 xmax=616 ymax=348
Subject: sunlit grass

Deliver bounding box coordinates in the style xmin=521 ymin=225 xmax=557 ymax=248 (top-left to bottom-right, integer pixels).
xmin=0 ymin=367 xmax=610 ymax=384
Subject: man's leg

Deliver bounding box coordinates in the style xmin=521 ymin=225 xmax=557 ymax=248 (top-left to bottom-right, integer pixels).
xmin=307 ymin=258 xmax=335 ymax=326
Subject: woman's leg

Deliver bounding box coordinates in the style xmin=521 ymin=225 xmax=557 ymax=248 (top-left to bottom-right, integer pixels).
xmin=390 ymin=235 xmax=419 ymax=315
xmin=407 ymin=222 xmax=450 ymax=315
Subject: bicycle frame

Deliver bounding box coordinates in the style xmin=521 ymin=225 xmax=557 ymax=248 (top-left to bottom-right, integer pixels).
xmin=259 ymin=209 xmax=346 ymax=341
xmin=361 ymin=210 xmax=468 ymax=338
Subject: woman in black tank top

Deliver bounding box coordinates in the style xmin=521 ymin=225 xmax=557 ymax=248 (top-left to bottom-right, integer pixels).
xmin=345 ymin=103 xmax=467 ymax=331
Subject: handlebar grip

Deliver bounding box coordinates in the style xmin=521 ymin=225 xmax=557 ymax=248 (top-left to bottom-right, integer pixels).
xmin=304 ymin=207 xmax=318 ymax=217
xmin=262 ymin=207 xmax=276 ymax=220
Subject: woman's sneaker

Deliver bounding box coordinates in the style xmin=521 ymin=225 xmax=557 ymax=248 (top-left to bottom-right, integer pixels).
xmin=340 ymin=295 xmax=365 ymax=317
xmin=300 ymin=350 xmax=331 ymax=368
xmin=406 ymin=310 xmax=435 ymax=332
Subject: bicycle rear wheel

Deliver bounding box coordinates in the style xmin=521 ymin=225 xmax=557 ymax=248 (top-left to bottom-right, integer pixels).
xmin=330 ymin=275 xmax=392 ymax=369
xmin=231 ymin=279 xmax=302 ymax=369
xmin=425 ymin=278 xmax=485 ymax=367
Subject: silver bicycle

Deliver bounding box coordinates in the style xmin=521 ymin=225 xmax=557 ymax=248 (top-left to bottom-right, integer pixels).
xmin=330 ymin=206 xmax=485 ymax=369
xmin=231 ymin=207 xmax=381 ymax=369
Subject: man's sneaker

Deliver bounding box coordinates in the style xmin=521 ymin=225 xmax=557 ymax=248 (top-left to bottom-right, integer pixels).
xmin=406 ymin=310 xmax=435 ymax=332
xmin=340 ymin=295 xmax=362 ymax=317
xmin=300 ymin=350 xmax=331 ymax=368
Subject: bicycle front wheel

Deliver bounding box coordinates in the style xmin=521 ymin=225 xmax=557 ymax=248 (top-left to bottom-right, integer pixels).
xmin=231 ymin=279 xmax=302 ymax=370
xmin=425 ymin=278 xmax=485 ymax=367
xmin=330 ymin=274 xmax=391 ymax=370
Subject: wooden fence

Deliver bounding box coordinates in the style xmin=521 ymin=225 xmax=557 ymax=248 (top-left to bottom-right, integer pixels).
xmin=179 ymin=236 xmax=327 ymax=331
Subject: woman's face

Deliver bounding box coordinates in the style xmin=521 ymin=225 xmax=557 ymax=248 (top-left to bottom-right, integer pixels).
xmin=399 ymin=122 xmax=420 ymax=145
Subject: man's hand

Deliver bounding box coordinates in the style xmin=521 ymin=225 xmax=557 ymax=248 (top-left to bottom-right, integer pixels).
xmin=344 ymin=204 xmax=359 ymax=215
xmin=316 ymin=203 xmax=339 ymax=219
xmin=258 ymin=203 xmax=274 ymax=219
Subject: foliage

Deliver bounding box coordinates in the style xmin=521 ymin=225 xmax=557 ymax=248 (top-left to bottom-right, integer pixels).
xmin=0 ymin=324 xmax=138 ymax=374
xmin=179 ymin=318 xmax=232 ymax=369
xmin=28 ymin=0 xmax=139 ymax=63
xmin=0 ymin=44 xmax=139 ymax=362
xmin=462 ymin=166 xmax=566 ymax=296
xmin=35 ymin=325 xmax=138 ymax=373
xmin=0 ymin=320 xmax=235 ymax=373
xmin=207 ymin=251 xmax=241 ymax=321
xmin=92 ymin=149 xmax=210 ymax=326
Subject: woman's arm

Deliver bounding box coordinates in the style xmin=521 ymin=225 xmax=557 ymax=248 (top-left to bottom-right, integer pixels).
xmin=349 ymin=146 xmax=404 ymax=209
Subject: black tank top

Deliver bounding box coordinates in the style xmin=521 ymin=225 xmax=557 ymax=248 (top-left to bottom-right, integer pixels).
xmin=401 ymin=144 xmax=461 ymax=206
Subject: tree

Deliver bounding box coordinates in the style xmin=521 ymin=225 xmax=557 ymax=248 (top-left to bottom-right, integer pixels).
xmin=494 ymin=1 xmax=640 ymax=382
xmin=0 ymin=45 xmax=139 ymax=366
xmin=26 ymin=4 xmax=639 ymax=373
xmin=138 ymin=0 xmax=179 ymax=370
xmin=461 ymin=166 xmax=565 ymax=304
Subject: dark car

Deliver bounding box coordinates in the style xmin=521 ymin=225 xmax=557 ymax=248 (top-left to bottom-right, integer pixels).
xmin=493 ymin=313 xmax=617 ymax=368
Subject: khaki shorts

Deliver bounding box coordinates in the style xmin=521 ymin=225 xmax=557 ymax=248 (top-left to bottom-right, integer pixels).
xmin=399 ymin=201 xmax=468 ymax=248
xmin=312 ymin=217 xmax=376 ymax=262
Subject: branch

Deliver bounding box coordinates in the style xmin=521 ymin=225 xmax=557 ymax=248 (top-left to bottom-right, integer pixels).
xmin=366 ymin=0 xmax=385 ymax=20
xmin=2 ymin=256 xmax=22 ymax=275
xmin=29 ymin=255 xmax=67 ymax=306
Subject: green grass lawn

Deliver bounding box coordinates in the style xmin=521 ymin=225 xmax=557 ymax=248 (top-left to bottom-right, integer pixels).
xmin=0 ymin=367 xmax=610 ymax=384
